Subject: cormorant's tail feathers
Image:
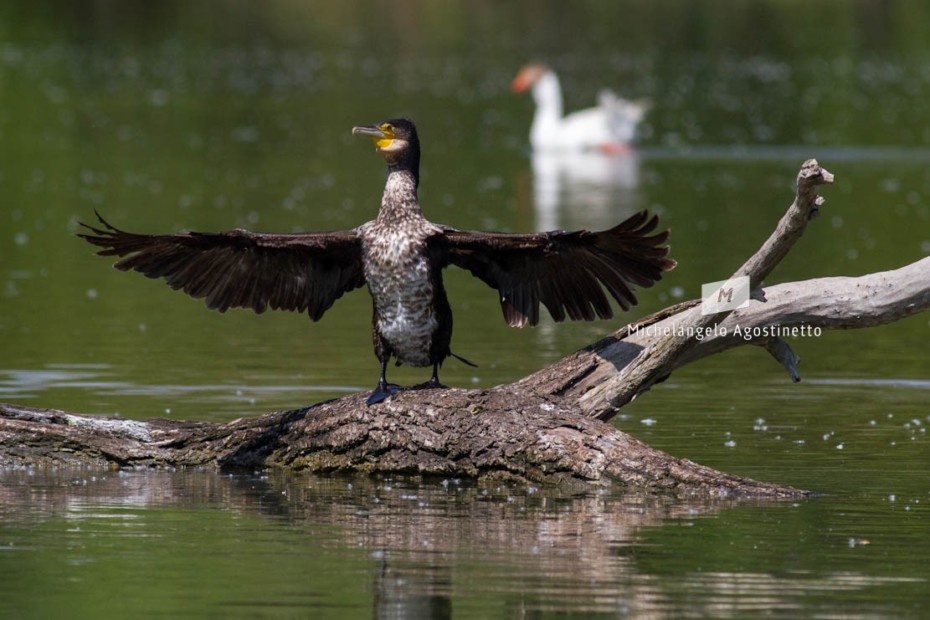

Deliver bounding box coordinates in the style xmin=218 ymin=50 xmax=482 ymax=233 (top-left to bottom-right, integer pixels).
xmin=450 ymin=352 xmax=478 ymax=368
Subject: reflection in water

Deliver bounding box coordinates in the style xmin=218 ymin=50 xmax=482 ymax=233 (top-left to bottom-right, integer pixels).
xmin=523 ymin=149 xmax=643 ymax=348
xmin=0 ymin=469 xmax=915 ymax=617
xmin=373 ymin=555 xmax=453 ymax=620
xmin=530 ymin=150 xmax=642 ymax=233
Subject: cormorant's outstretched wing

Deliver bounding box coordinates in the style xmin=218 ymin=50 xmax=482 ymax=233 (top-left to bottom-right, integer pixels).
xmin=78 ymin=213 xmax=365 ymax=320
xmin=438 ymin=210 xmax=675 ymax=327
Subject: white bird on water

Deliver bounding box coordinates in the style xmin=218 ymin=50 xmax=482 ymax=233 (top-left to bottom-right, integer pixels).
xmin=511 ymin=63 xmax=650 ymax=154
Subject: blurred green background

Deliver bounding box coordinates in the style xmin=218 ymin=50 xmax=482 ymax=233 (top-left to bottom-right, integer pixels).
xmin=1 ymin=1 xmax=929 ymax=617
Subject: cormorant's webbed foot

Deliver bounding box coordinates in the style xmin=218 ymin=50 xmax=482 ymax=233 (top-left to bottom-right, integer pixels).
xmin=425 ymin=364 xmax=447 ymax=389
xmin=367 ymin=381 xmax=401 ymax=405
xmin=367 ymin=358 xmax=402 ymax=405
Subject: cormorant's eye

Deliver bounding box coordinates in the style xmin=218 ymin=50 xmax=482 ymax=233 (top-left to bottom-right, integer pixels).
xmin=379 ymin=123 xmax=393 ymax=132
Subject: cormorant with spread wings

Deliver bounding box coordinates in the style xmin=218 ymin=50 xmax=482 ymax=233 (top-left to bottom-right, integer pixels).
xmin=80 ymin=118 xmax=675 ymax=405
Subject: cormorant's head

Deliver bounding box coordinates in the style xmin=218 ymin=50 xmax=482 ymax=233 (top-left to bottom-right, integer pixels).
xmin=352 ymin=118 xmax=420 ymax=170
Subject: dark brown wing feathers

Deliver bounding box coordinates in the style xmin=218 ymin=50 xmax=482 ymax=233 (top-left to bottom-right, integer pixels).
xmin=78 ymin=212 xmax=365 ymax=320
xmin=79 ymin=209 xmax=672 ymax=329
xmin=440 ymin=210 xmax=675 ymax=327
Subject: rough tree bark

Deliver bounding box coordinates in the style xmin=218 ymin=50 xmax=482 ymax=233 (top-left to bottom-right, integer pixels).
xmin=2 ymin=160 xmax=927 ymax=497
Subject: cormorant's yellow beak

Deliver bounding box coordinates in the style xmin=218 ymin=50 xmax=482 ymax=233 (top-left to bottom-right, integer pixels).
xmin=352 ymin=123 xmax=396 ymax=151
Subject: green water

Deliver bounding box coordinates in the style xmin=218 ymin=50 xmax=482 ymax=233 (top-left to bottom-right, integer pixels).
xmin=2 ymin=1 xmax=929 ymax=617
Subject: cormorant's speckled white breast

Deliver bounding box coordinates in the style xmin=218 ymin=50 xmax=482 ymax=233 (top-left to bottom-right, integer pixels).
xmin=79 ymin=118 xmax=676 ymax=405
xmin=357 ymin=171 xmax=442 ymax=368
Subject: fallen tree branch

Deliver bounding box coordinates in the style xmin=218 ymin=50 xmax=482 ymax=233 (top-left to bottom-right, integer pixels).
xmin=533 ymin=255 xmax=930 ymax=418
xmin=0 ymin=396 xmax=798 ymax=496
xmin=561 ymin=159 xmax=834 ymax=419
xmin=1 ymin=160 xmax=926 ymax=496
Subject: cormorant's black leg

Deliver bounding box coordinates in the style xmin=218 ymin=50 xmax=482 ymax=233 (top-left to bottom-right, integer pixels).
xmin=425 ymin=363 xmax=446 ymax=389
xmin=367 ymin=358 xmax=400 ymax=405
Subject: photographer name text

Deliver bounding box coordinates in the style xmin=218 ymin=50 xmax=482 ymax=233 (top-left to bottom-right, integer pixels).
xmin=627 ymin=323 xmax=822 ymax=342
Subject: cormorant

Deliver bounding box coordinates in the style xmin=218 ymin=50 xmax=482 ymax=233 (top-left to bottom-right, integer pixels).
xmin=79 ymin=118 xmax=675 ymax=405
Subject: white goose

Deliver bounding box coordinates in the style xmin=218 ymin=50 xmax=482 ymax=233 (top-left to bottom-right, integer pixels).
xmin=511 ymin=63 xmax=650 ymax=153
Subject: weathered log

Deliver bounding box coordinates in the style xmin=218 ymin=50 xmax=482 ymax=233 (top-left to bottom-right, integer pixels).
xmin=2 ymin=160 xmax=927 ymax=496
xmin=0 ymin=394 xmax=797 ymax=496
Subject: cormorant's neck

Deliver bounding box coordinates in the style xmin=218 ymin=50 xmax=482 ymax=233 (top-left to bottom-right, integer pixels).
xmin=377 ymin=135 xmax=422 ymax=220
xmin=387 ymin=157 xmax=419 ymax=184
xmin=385 ymin=143 xmax=420 ymax=182
xmin=379 ymin=166 xmax=421 ymax=220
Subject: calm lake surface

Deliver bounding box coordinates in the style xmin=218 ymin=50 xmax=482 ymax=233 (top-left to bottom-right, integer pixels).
xmin=2 ymin=2 xmax=929 ymax=617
